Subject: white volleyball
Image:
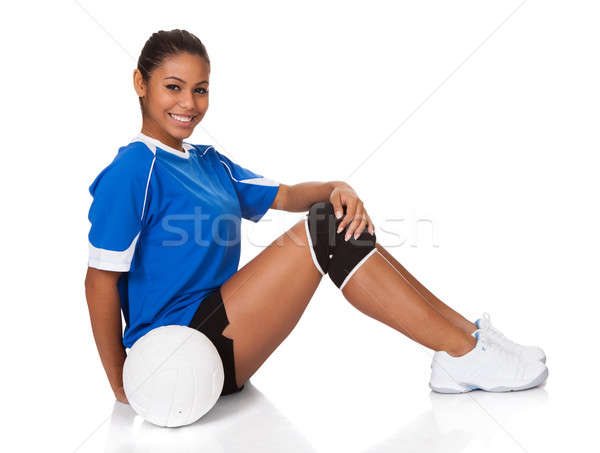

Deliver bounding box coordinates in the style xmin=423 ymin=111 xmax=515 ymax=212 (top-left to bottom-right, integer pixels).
xmin=122 ymin=325 xmax=224 ymax=427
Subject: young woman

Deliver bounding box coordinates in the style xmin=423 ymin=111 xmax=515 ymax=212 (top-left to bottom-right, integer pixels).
xmin=85 ymin=29 xmax=547 ymax=404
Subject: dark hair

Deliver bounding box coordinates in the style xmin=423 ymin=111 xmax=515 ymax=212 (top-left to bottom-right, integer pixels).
xmin=136 ymin=29 xmax=210 ymax=112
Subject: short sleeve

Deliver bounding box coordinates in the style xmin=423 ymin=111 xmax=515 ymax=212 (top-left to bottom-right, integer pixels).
xmin=87 ymin=147 xmax=155 ymax=271
xmin=216 ymin=150 xmax=280 ymax=222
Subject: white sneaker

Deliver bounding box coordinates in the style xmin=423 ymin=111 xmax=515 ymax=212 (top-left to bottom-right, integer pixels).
xmin=476 ymin=312 xmax=546 ymax=363
xmin=429 ymin=329 xmax=548 ymax=393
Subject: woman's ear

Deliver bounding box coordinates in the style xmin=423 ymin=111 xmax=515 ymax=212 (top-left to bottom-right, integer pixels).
xmin=133 ymin=69 xmax=146 ymax=98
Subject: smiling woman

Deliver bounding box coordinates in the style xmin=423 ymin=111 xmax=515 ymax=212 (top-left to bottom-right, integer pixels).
xmin=86 ymin=29 xmax=289 ymax=403
xmin=85 ymin=28 xmax=548 ymax=418
xmin=133 ymin=30 xmax=211 ymax=149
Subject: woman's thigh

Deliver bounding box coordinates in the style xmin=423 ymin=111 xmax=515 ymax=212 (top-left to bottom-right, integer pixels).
xmin=220 ymin=218 xmax=323 ymax=387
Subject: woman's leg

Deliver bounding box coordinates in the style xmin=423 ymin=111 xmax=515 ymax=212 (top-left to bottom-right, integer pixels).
xmin=220 ymin=219 xmax=323 ymax=388
xmin=339 ymin=247 xmax=476 ymax=357
xmin=220 ymin=218 xmax=476 ymax=389
xmin=374 ymin=243 xmax=478 ymax=335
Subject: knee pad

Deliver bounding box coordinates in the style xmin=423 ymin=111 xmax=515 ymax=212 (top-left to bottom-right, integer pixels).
xmin=305 ymin=202 xmax=377 ymax=289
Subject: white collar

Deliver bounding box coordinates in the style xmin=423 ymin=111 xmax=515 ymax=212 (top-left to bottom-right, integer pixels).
xmin=132 ymin=132 xmax=194 ymax=159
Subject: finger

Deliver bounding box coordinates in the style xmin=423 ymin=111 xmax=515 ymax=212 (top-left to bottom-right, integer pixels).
xmin=338 ymin=198 xmax=358 ymax=234
xmin=353 ymin=214 xmax=369 ymax=240
xmin=330 ymin=192 xmax=344 ymax=220
xmin=344 ymin=202 xmax=363 ymax=240
xmin=361 ymin=211 xmax=374 ymax=236
xmin=353 ymin=206 xmax=370 ymax=239
xmin=336 ymin=198 xmax=353 ymax=233
xmin=367 ymin=215 xmax=375 ymax=235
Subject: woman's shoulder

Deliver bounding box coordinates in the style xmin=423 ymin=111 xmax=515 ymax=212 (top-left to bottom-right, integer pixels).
xmin=103 ymin=140 xmax=155 ymax=179
xmin=89 ymin=140 xmax=155 ymax=194
xmin=120 ymin=135 xmax=161 ymax=162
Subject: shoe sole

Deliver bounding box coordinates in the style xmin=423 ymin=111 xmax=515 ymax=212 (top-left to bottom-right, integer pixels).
xmin=430 ymin=367 xmax=548 ymax=394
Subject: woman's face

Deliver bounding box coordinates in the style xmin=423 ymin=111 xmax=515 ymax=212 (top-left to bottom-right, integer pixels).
xmin=134 ymin=52 xmax=210 ymax=145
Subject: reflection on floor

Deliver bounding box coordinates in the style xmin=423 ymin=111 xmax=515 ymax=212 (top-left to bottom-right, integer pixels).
xmin=102 ymin=380 xmax=549 ymax=453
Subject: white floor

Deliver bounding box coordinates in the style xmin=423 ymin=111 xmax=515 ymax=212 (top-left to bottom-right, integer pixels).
xmin=68 ymin=350 xmax=593 ymax=453
xmin=19 ymin=282 xmax=596 ymax=453
xmin=81 ymin=384 xmax=556 ymax=453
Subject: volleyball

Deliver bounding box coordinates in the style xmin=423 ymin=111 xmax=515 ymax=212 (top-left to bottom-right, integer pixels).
xmin=122 ymin=325 xmax=224 ymax=427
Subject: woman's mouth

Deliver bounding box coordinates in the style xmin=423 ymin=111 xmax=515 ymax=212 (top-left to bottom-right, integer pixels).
xmin=168 ymin=112 xmax=197 ymax=125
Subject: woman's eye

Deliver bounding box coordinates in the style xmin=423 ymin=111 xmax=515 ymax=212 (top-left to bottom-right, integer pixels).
xmin=166 ymin=85 xmax=206 ymax=94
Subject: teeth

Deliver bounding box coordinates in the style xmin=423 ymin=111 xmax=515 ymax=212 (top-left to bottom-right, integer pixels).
xmin=170 ymin=113 xmax=194 ymax=122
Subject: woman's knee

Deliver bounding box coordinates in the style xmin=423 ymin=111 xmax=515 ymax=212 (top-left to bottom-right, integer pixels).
xmin=305 ymin=202 xmax=377 ymax=288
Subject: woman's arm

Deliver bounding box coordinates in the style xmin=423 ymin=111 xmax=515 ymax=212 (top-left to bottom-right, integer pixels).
xmin=271 ymin=181 xmax=344 ymax=212
xmin=272 ymin=181 xmax=375 ymax=238
xmin=84 ymin=267 xmax=128 ymax=404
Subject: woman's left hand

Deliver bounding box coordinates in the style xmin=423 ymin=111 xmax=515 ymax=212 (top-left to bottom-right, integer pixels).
xmin=329 ymin=182 xmax=375 ymax=240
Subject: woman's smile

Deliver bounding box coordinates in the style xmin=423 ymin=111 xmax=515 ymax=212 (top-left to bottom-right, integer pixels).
xmin=168 ymin=112 xmax=198 ymax=126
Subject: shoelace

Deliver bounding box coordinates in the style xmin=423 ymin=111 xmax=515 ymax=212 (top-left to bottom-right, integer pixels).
xmin=480 ymin=312 xmax=517 ymax=347
xmin=472 ymin=328 xmax=520 ymax=365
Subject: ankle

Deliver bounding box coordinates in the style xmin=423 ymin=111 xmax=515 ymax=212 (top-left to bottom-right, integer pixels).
xmin=466 ymin=321 xmax=478 ymax=334
xmin=446 ymin=335 xmax=477 ymax=357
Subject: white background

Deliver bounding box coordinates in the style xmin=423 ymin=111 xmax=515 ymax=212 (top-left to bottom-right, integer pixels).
xmin=1 ymin=1 xmax=598 ymax=451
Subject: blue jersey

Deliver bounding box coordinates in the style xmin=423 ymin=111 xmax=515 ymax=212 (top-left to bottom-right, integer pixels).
xmin=87 ymin=132 xmax=280 ymax=348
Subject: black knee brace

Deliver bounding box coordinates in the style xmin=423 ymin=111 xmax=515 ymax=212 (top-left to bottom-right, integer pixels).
xmin=305 ymin=202 xmax=377 ymax=289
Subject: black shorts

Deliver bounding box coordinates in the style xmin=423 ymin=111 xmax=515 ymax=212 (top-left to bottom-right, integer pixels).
xmin=187 ymin=287 xmax=245 ymax=396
